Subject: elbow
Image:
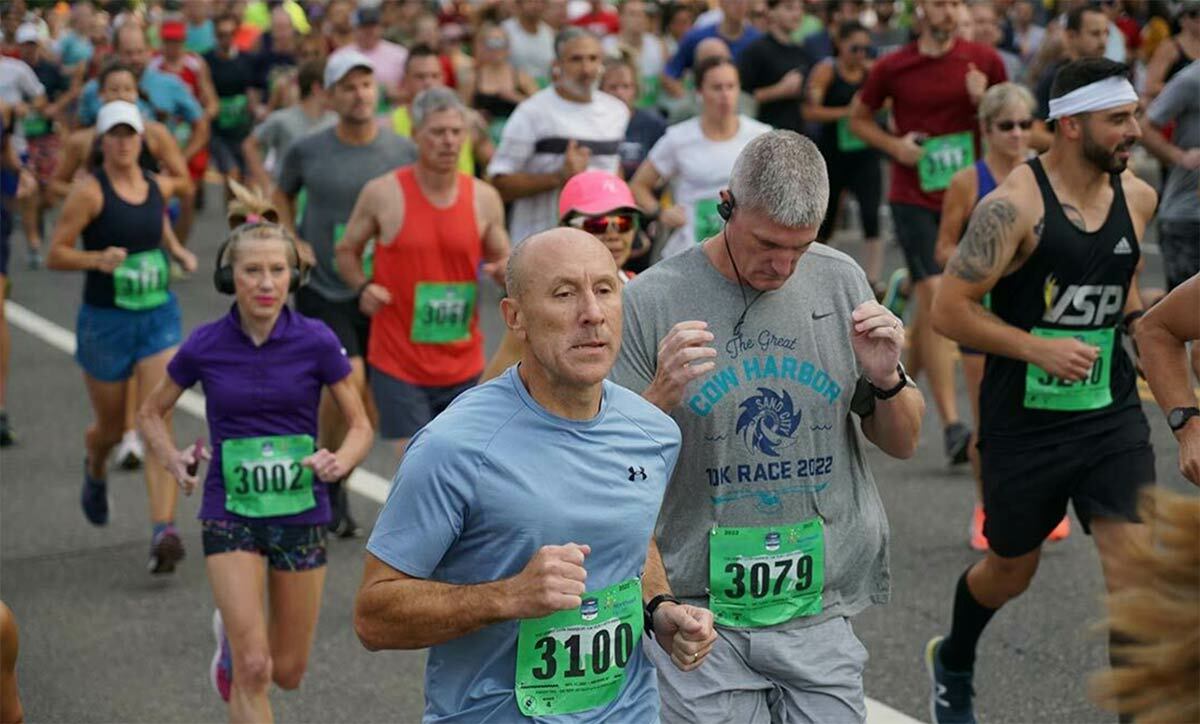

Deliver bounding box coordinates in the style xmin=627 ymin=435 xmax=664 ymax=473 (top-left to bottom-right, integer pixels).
xmin=491 ymin=176 xmax=518 ymax=203
xmin=353 ymin=610 xmax=384 ymax=652
xmin=44 ymin=247 xmax=66 ymax=271
xmin=930 ymin=304 xmax=954 ymax=340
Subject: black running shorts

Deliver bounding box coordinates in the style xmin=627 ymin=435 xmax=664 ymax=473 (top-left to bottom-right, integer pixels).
xmin=979 ymin=408 xmax=1156 ymax=558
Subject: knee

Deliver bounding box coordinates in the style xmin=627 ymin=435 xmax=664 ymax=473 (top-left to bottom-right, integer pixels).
xmin=233 ymin=650 xmax=273 ymax=693
xmin=271 ymin=658 xmax=306 ymax=691
xmin=985 ymin=558 xmax=1037 ymax=600
xmin=88 ymin=424 xmax=124 ymax=451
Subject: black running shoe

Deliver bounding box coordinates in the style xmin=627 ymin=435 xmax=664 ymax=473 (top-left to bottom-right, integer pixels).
xmin=926 ymin=636 xmax=977 ymax=724
xmin=148 ymin=528 xmax=185 ymax=574
xmin=0 ymin=412 xmax=13 ymax=447
xmin=326 ymin=482 xmax=361 ymax=539
xmin=944 ymin=422 xmax=971 ymax=466
xmin=81 ymin=460 xmax=109 ymax=526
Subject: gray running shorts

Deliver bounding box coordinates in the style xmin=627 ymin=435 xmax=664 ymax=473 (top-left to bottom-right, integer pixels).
xmin=646 ymin=615 xmax=869 ymax=724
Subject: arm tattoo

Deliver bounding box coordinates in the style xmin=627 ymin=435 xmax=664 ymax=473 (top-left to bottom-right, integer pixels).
xmin=946 ymin=197 xmax=1018 ymax=283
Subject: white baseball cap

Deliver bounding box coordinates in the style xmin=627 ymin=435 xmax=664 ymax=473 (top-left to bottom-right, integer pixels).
xmin=15 ymin=24 xmax=40 ymax=45
xmin=324 ymin=50 xmax=375 ymax=88
xmin=96 ymin=101 xmax=145 ymax=135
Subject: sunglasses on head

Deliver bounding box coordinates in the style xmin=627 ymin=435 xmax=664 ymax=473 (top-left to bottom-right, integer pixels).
xmin=993 ymin=119 xmax=1034 ymax=131
xmin=566 ymin=213 xmax=637 ymax=234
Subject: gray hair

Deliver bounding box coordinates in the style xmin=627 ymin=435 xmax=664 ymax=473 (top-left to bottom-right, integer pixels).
xmin=728 ymin=130 xmax=829 ymax=229
xmin=555 ymin=26 xmax=596 ymax=58
xmin=410 ymin=87 xmax=467 ymax=128
xmin=978 ymin=81 xmax=1036 ymax=126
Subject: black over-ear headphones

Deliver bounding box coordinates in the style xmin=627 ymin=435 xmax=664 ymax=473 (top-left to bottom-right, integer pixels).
xmin=212 ymin=222 xmax=303 ymax=295
xmin=717 ymin=192 xmax=735 ymax=221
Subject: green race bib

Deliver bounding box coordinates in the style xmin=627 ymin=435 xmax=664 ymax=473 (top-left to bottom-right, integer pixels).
xmin=515 ymin=577 xmax=643 ymax=717
xmin=221 ymin=434 xmax=316 ymax=518
xmin=333 ymin=222 xmax=373 ymax=278
xmin=694 ymin=199 xmax=723 ymax=244
xmin=113 ymin=250 xmax=170 ymax=311
xmin=637 ymin=75 xmax=661 ymax=110
xmin=488 ymin=117 xmax=508 ymax=146
xmin=411 ymin=282 xmax=476 ymax=344
xmin=216 ymin=94 xmax=250 ymax=130
xmin=709 ymin=520 xmax=825 ymax=628
xmin=170 ymin=120 xmax=192 ymax=146
xmin=1024 ymin=327 xmax=1115 ymax=411
xmin=836 ymin=117 xmax=867 ymax=153
xmin=917 ymin=132 xmax=974 ymax=192
xmin=21 ymin=112 xmax=51 ymax=138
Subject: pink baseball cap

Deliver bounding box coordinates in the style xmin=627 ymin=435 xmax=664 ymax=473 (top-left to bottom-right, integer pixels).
xmin=558 ymin=170 xmax=640 ymax=222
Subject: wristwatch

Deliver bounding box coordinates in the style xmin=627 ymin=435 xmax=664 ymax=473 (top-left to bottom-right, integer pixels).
xmin=1167 ymin=406 xmax=1200 ymax=432
xmin=643 ymin=594 xmax=679 ymax=638
xmin=869 ymin=364 xmax=908 ymax=400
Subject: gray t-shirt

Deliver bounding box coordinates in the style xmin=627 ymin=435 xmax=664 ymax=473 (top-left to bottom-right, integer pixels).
xmin=611 ymin=244 xmax=890 ymax=630
xmin=1148 ymin=59 xmax=1200 ymax=223
xmin=254 ymin=105 xmax=336 ymax=175
xmin=277 ymin=126 xmax=416 ymax=301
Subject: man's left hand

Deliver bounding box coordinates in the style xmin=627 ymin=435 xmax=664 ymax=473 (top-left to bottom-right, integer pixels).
xmin=652 ymin=603 xmax=717 ymax=672
xmin=851 ymin=300 xmax=904 ymax=387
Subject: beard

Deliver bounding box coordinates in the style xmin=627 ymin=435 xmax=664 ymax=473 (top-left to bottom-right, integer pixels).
xmin=558 ymin=76 xmax=597 ymax=98
xmin=1081 ymin=124 xmax=1133 ymax=174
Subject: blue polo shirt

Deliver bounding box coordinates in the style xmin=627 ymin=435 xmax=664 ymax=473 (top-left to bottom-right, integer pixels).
xmin=167 ymin=305 xmax=352 ymax=525
xmin=78 ymin=67 xmax=203 ymax=126
xmin=664 ymin=23 xmax=763 ymax=79
xmin=367 ymin=365 xmax=681 ymax=723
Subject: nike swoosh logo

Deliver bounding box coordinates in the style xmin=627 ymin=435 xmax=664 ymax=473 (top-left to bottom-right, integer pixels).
xmin=811 ymin=311 xmax=834 ymax=320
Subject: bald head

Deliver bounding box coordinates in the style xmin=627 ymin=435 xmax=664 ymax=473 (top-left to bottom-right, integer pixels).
xmin=501 ymin=228 xmax=624 ymax=392
xmin=695 ymin=37 xmax=732 ymax=64
xmin=505 ymin=228 xmax=617 ymax=301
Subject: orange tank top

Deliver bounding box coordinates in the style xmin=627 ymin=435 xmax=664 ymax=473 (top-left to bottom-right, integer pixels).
xmin=367 ymin=166 xmax=484 ymax=386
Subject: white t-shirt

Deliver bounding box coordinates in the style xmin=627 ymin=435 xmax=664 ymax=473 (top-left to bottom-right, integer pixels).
xmin=487 ymin=87 xmax=630 ymax=244
xmin=602 ymin=33 xmax=666 ymax=80
xmin=648 ymin=115 xmax=771 ymax=258
xmin=0 ymin=57 xmax=45 ymax=106
xmin=501 ymin=18 xmax=555 ymax=84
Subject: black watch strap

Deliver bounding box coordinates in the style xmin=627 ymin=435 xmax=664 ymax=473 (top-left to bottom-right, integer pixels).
xmin=1168 ymin=406 xmax=1200 ymax=432
xmin=870 ymin=364 xmax=908 ymax=400
xmin=644 ymin=594 xmax=680 ymax=638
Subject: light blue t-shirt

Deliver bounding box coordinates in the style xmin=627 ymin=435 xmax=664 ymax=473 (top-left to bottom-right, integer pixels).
xmin=56 ymin=32 xmax=93 ymax=67
xmin=367 ymin=365 xmax=682 ymax=723
xmin=185 ymin=20 xmax=216 ymax=55
xmin=78 ymin=68 xmax=203 ymax=126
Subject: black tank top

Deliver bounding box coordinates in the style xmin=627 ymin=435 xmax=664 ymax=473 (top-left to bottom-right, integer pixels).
xmin=1166 ymin=37 xmax=1198 ymax=85
xmin=979 ymin=157 xmax=1140 ymax=441
xmin=819 ymin=63 xmax=870 ymax=156
xmin=82 ymin=168 xmax=166 ymax=308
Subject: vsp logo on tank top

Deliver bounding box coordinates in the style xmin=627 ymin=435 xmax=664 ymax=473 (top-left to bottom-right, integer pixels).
xmin=1041 ymin=274 xmax=1125 ymax=327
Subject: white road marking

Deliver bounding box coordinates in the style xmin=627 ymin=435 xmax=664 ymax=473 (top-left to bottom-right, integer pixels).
xmin=7 ymin=300 xmax=923 ymax=724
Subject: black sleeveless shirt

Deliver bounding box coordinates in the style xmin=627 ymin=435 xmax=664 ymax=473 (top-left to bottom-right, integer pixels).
xmin=979 ymin=157 xmax=1141 ymax=442
xmin=82 ymin=168 xmax=166 ymax=308
xmin=818 ymin=63 xmax=874 ymax=159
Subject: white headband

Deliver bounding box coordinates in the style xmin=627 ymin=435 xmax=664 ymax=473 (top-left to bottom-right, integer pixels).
xmin=1047 ymin=76 xmax=1138 ymax=120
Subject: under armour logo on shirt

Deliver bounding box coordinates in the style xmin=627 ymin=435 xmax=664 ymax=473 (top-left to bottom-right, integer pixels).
xmin=628 ymin=466 xmax=647 ymax=481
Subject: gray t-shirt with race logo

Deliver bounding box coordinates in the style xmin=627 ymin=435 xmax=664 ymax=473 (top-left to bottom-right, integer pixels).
xmin=277 ymin=126 xmax=416 ymax=301
xmin=1147 ymin=59 xmax=1200 ymax=223
xmin=611 ymin=244 xmax=891 ymax=630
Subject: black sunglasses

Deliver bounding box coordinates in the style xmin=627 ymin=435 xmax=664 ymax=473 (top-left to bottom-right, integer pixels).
xmin=993 ymin=119 xmax=1034 ymax=131
xmin=848 ymin=44 xmax=870 ymax=53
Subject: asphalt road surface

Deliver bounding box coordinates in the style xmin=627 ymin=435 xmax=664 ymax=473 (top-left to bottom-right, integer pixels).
xmin=1 ymin=183 xmax=1192 ymax=724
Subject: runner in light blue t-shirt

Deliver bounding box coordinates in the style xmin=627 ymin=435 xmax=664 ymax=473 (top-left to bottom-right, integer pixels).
xmin=355 ymin=229 xmax=717 ymax=723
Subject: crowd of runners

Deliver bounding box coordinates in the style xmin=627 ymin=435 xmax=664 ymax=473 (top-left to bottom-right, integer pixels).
xmin=0 ymin=0 xmax=1198 ymax=722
